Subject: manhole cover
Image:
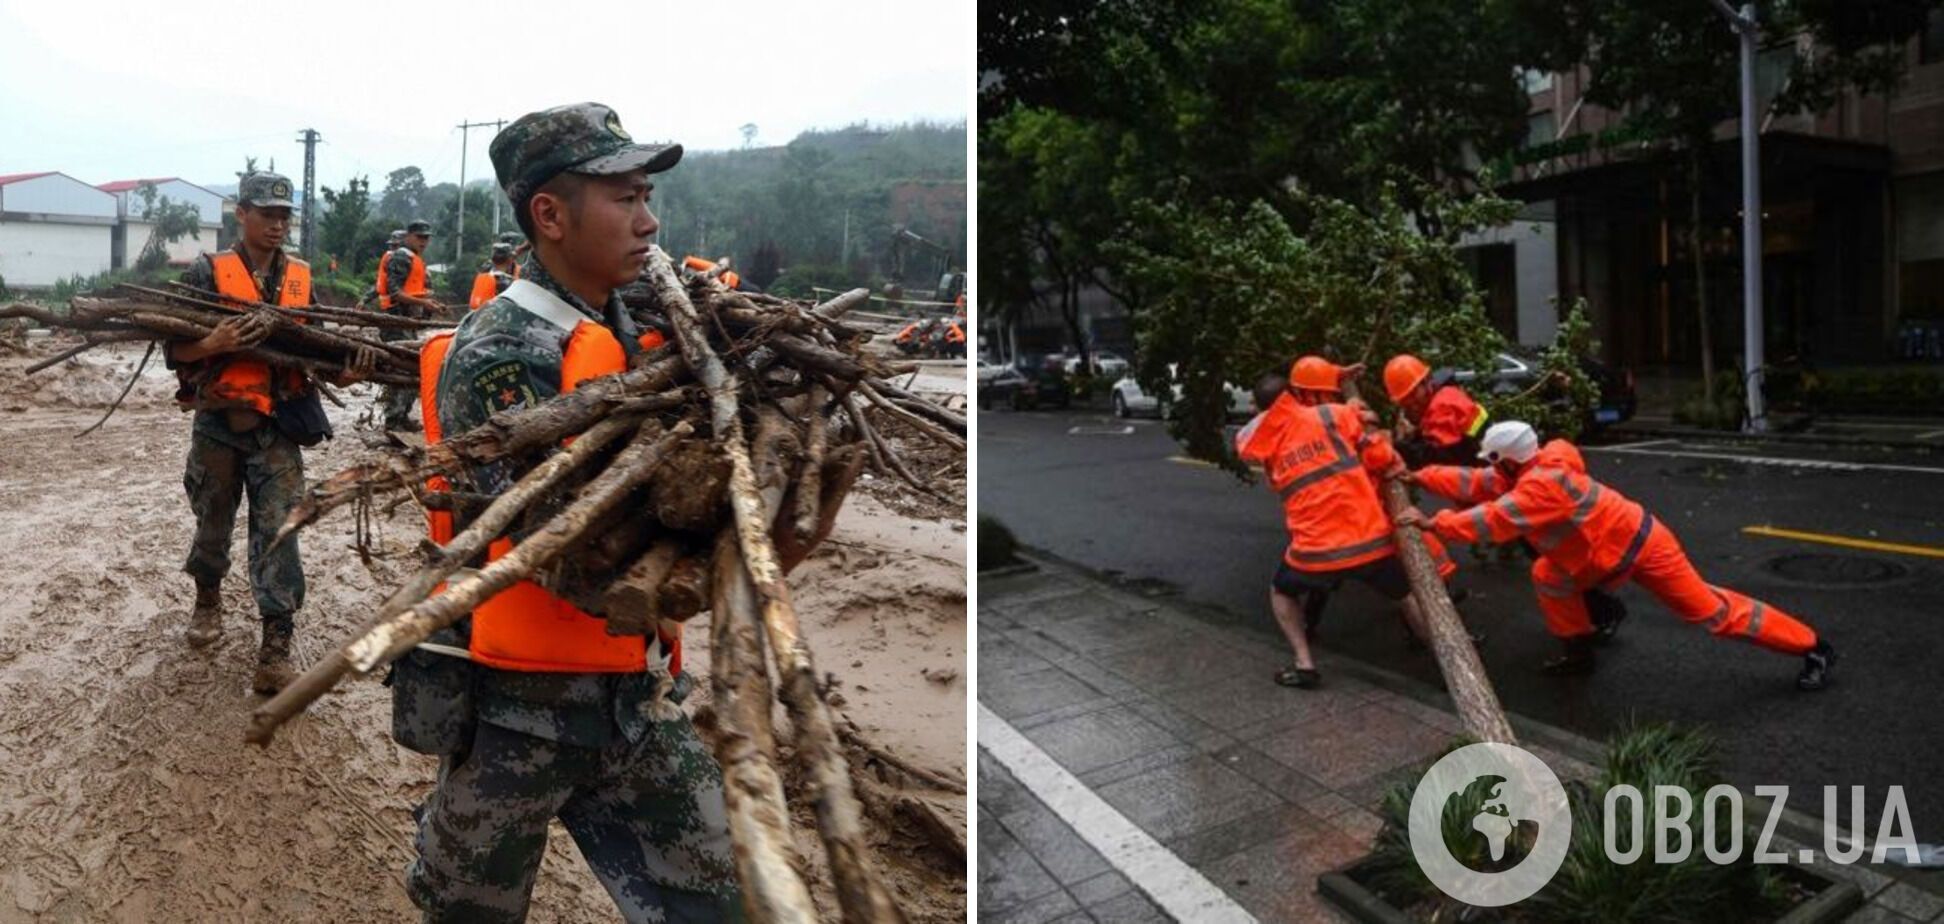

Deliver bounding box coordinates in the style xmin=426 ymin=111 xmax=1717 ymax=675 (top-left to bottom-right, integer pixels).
xmin=1764 ymin=553 xmax=1908 ymax=586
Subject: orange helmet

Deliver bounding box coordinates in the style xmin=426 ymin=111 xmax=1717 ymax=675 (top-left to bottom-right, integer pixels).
xmin=1384 ymin=354 xmax=1432 ymax=403
xmin=1288 ymin=355 xmax=1341 ymax=393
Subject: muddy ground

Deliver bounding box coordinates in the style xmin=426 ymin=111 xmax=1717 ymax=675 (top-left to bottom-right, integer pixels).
xmin=0 ymin=336 xmax=966 ymax=922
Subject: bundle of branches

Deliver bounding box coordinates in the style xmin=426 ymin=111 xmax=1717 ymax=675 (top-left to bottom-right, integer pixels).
xmin=246 ymin=247 xmax=963 ymax=922
xmin=0 ymin=281 xmax=447 ymax=389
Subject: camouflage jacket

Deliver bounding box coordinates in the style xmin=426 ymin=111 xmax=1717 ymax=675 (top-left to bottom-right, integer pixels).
xmin=436 ymin=256 xmax=663 ymax=747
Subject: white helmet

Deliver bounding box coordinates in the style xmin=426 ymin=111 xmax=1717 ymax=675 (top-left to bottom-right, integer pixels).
xmin=1478 ymin=421 xmax=1540 ymax=465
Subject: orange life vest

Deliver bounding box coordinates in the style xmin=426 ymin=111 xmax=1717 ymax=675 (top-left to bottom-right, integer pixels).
xmin=1423 ymin=440 xmax=1653 ymax=580
xmin=421 ymin=280 xmax=681 ymax=675
xmin=469 ymin=269 xmax=512 ymax=310
xmin=945 ymin=322 xmax=966 ymax=344
xmin=202 ymin=251 xmax=310 ymax=416
xmin=682 ymin=255 xmax=740 ymax=290
xmin=377 ymin=249 xmax=429 ymax=311
xmin=1235 ymin=393 xmax=1399 ymax=572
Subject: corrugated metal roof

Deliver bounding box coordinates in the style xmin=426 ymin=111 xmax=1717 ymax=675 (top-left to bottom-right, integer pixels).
xmin=0 ymin=171 xmax=57 ymax=186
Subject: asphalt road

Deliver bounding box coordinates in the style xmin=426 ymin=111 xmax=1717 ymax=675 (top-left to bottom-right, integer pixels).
xmin=980 ymin=406 xmax=1944 ymax=839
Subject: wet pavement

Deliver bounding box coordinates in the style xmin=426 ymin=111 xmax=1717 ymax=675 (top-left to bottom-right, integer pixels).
xmin=978 ymin=407 xmax=1944 ymax=841
xmin=977 ymin=557 xmax=1944 ymax=922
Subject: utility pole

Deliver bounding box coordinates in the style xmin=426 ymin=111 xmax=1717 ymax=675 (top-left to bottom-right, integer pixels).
xmin=297 ymin=128 xmax=320 ymax=260
xmin=457 ymin=119 xmax=502 ymax=267
xmin=489 ymin=118 xmax=505 ymax=236
xmin=841 ymin=208 xmax=850 ymax=264
xmin=1709 ymin=0 xmax=1766 ymax=432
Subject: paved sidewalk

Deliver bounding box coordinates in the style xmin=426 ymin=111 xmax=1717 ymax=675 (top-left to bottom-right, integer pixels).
xmin=976 ymin=556 xmax=1944 ymax=923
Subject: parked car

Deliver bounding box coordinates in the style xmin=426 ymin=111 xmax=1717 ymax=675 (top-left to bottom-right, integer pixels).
xmin=1111 ymin=364 xmax=1251 ymax=420
xmin=977 ymin=360 xmax=1035 ymax=410
xmin=1018 ymin=353 xmax=1073 ymax=409
xmin=1062 ymin=350 xmax=1130 ymax=378
xmin=1449 ymin=350 xmax=1637 ymax=430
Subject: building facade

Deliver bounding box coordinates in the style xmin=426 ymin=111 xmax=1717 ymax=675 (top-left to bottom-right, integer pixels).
xmin=96 ymin=178 xmax=227 ymax=270
xmin=0 ymin=172 xmax=117 ymax=289
xmin=1476 ymin=14 xmax=1944 ymax=368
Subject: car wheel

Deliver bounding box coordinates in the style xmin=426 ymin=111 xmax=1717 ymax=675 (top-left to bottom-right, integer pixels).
xmin=1112 ymin=392 xmax=1129 ymax=418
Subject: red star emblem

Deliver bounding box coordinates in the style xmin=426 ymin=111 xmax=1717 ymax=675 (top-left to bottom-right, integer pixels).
xmin=499 ymin=388 xmax=517 ymax=405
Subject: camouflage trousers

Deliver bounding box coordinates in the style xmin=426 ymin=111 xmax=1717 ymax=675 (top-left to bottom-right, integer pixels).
xmin=405 ymin=715 xmax=744 ymax=923
xmin=380 ymin=325 xmax=420 ymax=426
xmin=182 ymin=426 xmax=305 ymax=636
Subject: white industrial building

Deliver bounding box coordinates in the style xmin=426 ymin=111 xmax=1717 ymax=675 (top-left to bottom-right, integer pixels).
xmin=0 ymin=172 xmax=118 ymax=289
xmin=96 ymin=177 xmax=227 ymax=269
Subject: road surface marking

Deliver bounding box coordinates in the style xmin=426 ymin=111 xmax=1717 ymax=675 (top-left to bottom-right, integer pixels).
xmin=1167 ymin=455 xmax=1217 ymax=468
xmin=1598 ymin=439 xmax=1677 ymax=451
xmin=1068 ymin=424 xmax=1135 ymax=436
xmin=1916 ymin=429 xmax=1944 ymax=440
xmin=1742 ymin=525 xmax=1944 ymax=560
xmin=1585 ymin=445 xmax=1944 ymax=475
xmin=979 ymin=704 xmax=1258 ymax=923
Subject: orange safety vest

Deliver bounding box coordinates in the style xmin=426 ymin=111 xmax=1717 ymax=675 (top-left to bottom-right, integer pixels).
xmin=421 ymin=280 xmax=680 ymax=675
xmin=469 ymin=269 xmax=512 ymax=310
xmin=945 ymin=322 xmax=965 ymax=344
xmin=377 ymin=249 xmax=429 ymax=311
xmin=1235 ymin=393 xmax=1399 ymax=571
xmin=682 ymin=255 xmax=740 ymax=290
xmin=1422 ymin=440 xmax=1653 ymax=580
xmin=202 ymin=251 xmax=310 ymax=416
xmin=1418 ymin=385 xmax=1490 ymax=448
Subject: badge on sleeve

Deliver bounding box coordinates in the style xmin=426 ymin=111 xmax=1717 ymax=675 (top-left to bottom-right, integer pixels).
xmin=473 ymin=360 xmax=537 ymax=412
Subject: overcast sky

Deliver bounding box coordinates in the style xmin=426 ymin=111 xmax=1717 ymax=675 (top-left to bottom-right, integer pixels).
xmin=0 ymin=0 xmax=970 ymax=194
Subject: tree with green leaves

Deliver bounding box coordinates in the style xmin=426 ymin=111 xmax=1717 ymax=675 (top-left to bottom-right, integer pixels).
xmin=133 ymin=183 xmax=205 ymax=274
xmin=377 ymin=166 xmax=428 ymax=221
xmin=317 ymin=176 xmax=372 ymax=272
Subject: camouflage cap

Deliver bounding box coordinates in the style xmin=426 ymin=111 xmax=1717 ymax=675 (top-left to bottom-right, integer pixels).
xmin=490 ymin=102 xmax=682 ymax=204
xmin=238 ymin=171 xmax=297 ymax=209
xmin=388 ymin=229 xmax=406 ymax=244
xmin=491 ymin=242 xmax=515 ymax=258
xmin=406 ymin=219 xmax=434 ymax=235
xmin=497 ymin=231 xmax=524 ymax=246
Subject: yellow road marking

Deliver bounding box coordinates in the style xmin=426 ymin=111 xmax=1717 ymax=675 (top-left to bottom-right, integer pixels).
xmin=1742 ymin=525 xmax=1944 ymax=560
xmin=1167 ymin=455 xmax=1216 ymax=468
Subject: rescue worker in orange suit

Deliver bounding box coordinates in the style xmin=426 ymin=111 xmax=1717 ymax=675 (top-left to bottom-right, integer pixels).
xmin=376 ymin=219 xmax=438 ymax=430
xmin=1396 ymin=421 xmax=1836 ymax=689
xmin=1235 ymin=356 xmax=1466 ymax=688
xmin=468 ymin=241 xmax=519 ymax=309
xmin=394 ymin=103 xmax=740 ymax=921
xmin=1388 ymin=352 xmax=1629 ymax=641
xmin=167 ymin=171 xmax=376 ymax=693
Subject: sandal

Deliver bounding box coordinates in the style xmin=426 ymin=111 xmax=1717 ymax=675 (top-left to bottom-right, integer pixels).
xmin=1275 ymin=666 xmax=1321 ymax=689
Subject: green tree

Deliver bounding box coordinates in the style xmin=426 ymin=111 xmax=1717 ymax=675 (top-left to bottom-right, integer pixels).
xmin=133 ymin=183 xmax=205 ymax=274
xmin=377 ymin=166 xmax=429 ymax=222
xmin=317 ymin=176 xmax=372 ymax=272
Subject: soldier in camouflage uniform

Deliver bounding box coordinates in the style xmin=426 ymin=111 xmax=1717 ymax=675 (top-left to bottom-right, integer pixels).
xmin=358 ymin=229 xmax=407 ymax=307
xmin=395 ymin=103 xmax=741 ymax=922
xmin=378 ymin=219 xmax=438 ymax=429
xmin=168 ymin=171 xmax=374 ymax=693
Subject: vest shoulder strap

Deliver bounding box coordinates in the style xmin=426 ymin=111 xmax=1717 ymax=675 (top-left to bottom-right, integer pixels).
xmin=500 ymin=279 xmax=591 ymax=333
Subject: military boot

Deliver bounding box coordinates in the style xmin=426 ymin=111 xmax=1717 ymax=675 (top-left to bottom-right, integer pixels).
xmin=252 ymin=615 xmax=298 ymax=694
xmin=1587 ymin=589 xmax=1628 ymax=645
xmin=185 ymin=583 xmax=223 ymax=647
xmin=1540 ymin=634 xmax=1598 ymax=676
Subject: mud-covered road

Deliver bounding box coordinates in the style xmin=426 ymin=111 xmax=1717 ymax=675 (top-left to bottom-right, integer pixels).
xmin=0 ymin=337 xmax=966 ymax=922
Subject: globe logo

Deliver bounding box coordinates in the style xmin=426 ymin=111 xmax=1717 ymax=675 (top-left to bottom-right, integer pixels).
xmin=1408 ymin=743 xmax=1572 ymax=906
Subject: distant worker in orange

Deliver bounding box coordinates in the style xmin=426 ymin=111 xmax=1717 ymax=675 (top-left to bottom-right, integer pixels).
xmin=1397 ymin=421 xmax=1836 ymax=689
xmin=1236 ymin=356 xmax=1464 ymax=689
xmin=468 ymin=242 xmax=519 ymax=309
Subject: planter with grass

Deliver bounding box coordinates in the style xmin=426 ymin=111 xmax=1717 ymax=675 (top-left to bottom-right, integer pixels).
xmin=1318 ymin=724 xmax=1863 ymax=923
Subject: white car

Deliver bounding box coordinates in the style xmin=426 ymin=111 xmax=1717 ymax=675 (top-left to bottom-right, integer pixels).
xmin=1062 ymin=350 xmax=1130 ymax=378
xmin=1111 ymin=364 xmax=1251 ymax=420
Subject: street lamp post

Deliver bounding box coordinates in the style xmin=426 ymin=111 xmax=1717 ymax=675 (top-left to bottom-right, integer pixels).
xmin=1710 ymin=0 xmax=1766 ymax=432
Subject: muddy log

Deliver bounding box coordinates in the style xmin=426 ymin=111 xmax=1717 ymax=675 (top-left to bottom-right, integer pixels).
xmin=1342 ymin=379 xmax=1516 ymax=746
xmin=246 ymin=411 xmax=656 ymax=744
xmin=601 ymin=540 xmax=682 ymax=636
xmin=648 ymin=246 xmax=906 ymax=923
xmin=343 ymin=422 xmax=688 ymax=673
xmin=707 ymin=533 xmax=819 ymax=923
